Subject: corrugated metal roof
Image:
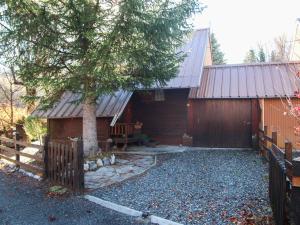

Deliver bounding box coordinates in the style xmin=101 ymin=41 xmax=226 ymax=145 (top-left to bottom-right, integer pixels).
xmin=32 ymin=29 xmax=210 ymax=119
xmin=32 ymin=91 xmax=132 ymax=119
xmin=189 ymin=62 xmax=300 ymax=99
xmin=164 ymin=28 xmax=210 ymax=88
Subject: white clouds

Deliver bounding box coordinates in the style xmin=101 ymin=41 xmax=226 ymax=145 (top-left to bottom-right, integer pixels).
xmin=193 ymin=0 xmax=300 ymax=63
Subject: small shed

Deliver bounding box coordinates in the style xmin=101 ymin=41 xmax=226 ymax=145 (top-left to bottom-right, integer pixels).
xmin=189 ymin=62 xmax=300 ymax=148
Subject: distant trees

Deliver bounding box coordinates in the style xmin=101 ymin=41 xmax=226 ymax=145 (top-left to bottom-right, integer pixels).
xmin=0 ymin=71 xmax=26 ymax=132
xmin=210 ymin=33 xmax=226 ymax=65
xmin=244 ymin=34 xmax=292 ymax=63
xmin=244 ymin=49 xmax=258 ymax=63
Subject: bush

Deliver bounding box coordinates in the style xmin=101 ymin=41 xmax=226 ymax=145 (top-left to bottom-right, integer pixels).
xmin=24 ymin=116 xmax=47 ymax=143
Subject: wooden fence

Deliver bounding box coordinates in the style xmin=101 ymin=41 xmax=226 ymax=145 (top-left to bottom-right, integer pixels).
xmin=45 ymin=138 xmax=84 ymax=193
xmin=259 ymin=126 xmax=300 ymax=225
xmin=0 ymin=135 xmax=84 ymax=193
xmin=0 ymin=135 xmax=44 ymax=176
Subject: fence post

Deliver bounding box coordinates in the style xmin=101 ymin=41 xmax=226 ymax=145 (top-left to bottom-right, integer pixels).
xmin=262 ymin=126 xmax=268 ymax=159
xmin=285 ymin=142 xmax=293 ymax=180
xmin=291 ymin=159 xmax=300 ymax=224
xmin=73 ymin=139 xmax=84 ymax=193
xmin=43 ymin=135 xmax=49 ymax=178
xmin=272 ymin=131 xmax=277 ymax=146
xmin=77 ymin=139 xmax=84 ymax=193
xmin=14 ymin=131 xmax=20 ymax=169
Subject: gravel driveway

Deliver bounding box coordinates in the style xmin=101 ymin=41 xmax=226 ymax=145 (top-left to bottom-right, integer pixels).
xmin=0 ymin=171 xmax=138 ymax=225
xmin=93 ymin=149 xmax=273 ymax=225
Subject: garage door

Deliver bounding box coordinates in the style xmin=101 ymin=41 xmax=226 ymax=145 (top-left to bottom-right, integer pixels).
xmin=192 ymin=100 xmax=253 ymax=148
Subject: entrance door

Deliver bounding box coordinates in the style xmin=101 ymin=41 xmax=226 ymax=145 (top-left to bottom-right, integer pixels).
xmin=192 ymin=100 xmax=253 ymax=148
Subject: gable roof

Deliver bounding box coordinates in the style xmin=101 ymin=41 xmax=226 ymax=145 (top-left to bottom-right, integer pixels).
xmin=189 ymin=61 xmax=300 ymax=99
xmin=32 ymin=29 xmax=210 ymax=119
xmin=164 ymin=28 xmax=210 ymax=88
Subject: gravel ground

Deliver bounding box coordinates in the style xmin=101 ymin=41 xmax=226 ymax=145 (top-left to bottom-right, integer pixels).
xmin=93 ymin=150 xmax=273 ymax=225
xmin=0 ymin=171 xmax=139 ymax=225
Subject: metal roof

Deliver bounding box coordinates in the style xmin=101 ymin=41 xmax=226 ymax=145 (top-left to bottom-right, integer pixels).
xmin=32 ymin=29 xmax=210 ymax=119
xmin=32 ymin=91 xmax=132 ymax=119
xmin=189 ymin=62 xmax=300 ymax=99
xmin=164 ymin=28 xmax=210 ymax=88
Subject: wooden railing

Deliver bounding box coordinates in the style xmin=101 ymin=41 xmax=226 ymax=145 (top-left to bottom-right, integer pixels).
xmin=259 ymin=126 xmax=300 ymax=225
xmin=0 ymin=135 xmax=44 ymax=176
xmin=110 ymin=123 xmax=135 ymax=136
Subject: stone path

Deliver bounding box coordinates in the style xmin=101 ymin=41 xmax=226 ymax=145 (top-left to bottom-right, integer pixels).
xmin=85 ymin=155 xmax=155 ymax=189
xmin=126 ymin=145 xmax=188 ymax=154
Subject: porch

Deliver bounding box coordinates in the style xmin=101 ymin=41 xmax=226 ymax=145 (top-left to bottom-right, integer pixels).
xmin=105 ymin=122 xmax=143 ymax=151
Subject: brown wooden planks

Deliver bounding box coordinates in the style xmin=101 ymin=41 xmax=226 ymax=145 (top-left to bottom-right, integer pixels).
xmin=191 ymin=99 xmax=253 ymax=148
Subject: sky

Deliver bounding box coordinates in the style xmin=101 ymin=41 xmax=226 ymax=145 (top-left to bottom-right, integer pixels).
xmin=192 ymin=0 xmax=300 ymax=64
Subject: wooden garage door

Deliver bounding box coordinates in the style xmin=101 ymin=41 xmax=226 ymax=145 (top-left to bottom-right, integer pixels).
xmin=192 ymin=100 xmax=252 ymax=148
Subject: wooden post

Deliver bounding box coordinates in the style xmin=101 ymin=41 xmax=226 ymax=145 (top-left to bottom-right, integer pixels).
xmin=285 ymin=142 xmax=292 ymax=162
xmin=291 ymin=159 xmax=300 ymax=225
xmin=291 ymin=187 xmax=300 ymax=225
xmin=264 ymin=126 xmax=268 ymax=138
xmin=292 ymin=159 xmax=300 ymax=188
xmin=272 ymin=131 xmax=277 ymax=146
xmin=43 ymin=135 xmax=49 ymax=178
xmin=285 ymin=142 xmax=293 ymax=180
xmin=78 ymin=139 xmax=84 ymax=193
xmin=263 ymin=126 xmax=268 ymax=158
xmin=14 ymin=131 xmax=20 ymax=169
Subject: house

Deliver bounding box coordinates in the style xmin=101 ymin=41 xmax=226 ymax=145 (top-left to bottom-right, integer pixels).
xmin=189 ymin=62 xmax=300 ymax=148
xmin=32 ymin=27 xmax=300 ymax=150
xmin=32 ymin=28 xmax=213 ymax=147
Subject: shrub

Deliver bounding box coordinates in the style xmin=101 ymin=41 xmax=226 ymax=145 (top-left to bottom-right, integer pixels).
xmin=24 ymin=116 xmax=47 ymax=144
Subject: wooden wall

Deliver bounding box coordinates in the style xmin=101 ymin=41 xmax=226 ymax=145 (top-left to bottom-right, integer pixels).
xmin=48 ymin=117 xmax=111 ymax=141
xmin=263 ymin=98 xmax=300 ymax=148
xmin=129 ymin=89 xmax=189 ymax=145
xmin=188 ymin=99 xmax=259 ymax=148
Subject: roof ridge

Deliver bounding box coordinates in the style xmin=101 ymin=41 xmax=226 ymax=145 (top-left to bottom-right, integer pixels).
xmin=204 ymin=61 xmax=300 ymax=69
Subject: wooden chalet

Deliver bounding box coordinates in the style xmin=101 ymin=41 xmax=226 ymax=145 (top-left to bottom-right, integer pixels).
xmin=32 ymin=27 xmax=300 ymax=150
xmin=32 ymin=28 xmax=213 ymax=148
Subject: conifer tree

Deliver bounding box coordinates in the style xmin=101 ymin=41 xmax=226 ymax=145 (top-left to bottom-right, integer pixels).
xmin=0 ymin=0 xmax=202 ymax=156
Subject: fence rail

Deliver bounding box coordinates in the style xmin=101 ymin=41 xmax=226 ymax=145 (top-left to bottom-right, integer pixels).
xmin=0 ymin=135 xmax=44 ymax=176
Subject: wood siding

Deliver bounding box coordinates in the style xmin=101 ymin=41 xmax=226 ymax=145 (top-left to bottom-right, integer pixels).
xmin=128 ymin=89 xmax=189 ymax=145
xmin=48 ymin=117 xmax=110 ymax=141
xmin=189 ymin=99 xmax=258 ymax=148
xmin=263 ymin=98 xmax=300 ymax=148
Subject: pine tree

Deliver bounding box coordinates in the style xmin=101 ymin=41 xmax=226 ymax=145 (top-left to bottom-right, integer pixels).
xmin=258 ymin=47 xmax=266 ymax=62
xmin=244 ymin=49 xmax=258 ymax=63
xmin=0 ymin=0 xmax=202 ymax=156
xmin=210 ymin=33 xmax=226 ymax=65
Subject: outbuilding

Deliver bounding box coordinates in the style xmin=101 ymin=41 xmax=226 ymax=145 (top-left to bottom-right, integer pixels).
xmin=188 ymin=62 xmax=300 ymax=148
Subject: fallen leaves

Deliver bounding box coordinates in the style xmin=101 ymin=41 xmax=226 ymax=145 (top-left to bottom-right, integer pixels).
xmin=47 ymin=185 xmax=69 ymax=198
xmin=227 ymin=208 xmax=273 ymax=225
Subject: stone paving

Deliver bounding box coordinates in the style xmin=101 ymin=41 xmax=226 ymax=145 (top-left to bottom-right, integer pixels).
xmin=85 ymin=155 xmax=155 ymax=189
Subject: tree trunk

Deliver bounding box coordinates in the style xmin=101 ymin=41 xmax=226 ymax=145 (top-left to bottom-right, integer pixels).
xmin=82 ymin=97 xmax=99 ymax=157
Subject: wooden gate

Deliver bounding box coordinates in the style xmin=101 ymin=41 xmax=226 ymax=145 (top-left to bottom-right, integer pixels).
xmin=45 ymin=138 xmax=84 ymax=192
xmin=191 ymin=99 xmax=254 ymax=147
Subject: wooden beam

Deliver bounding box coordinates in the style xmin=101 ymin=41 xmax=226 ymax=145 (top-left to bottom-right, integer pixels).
xmin=0 ymin=153 xmax=44 ymax=176
xmin=0 ymin=145 xmax=43 ymax=162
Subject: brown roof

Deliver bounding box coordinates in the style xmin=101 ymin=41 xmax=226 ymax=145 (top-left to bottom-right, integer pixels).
xmin=189 ymin=62 xmax=300 ymax=99
xmin=32 ymin=91 xmax=132 ymax=119
xmin=164 ymin=28 xmax=210 ymax=88
xmin=32 ymin=29 xmax=210 ymax=119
